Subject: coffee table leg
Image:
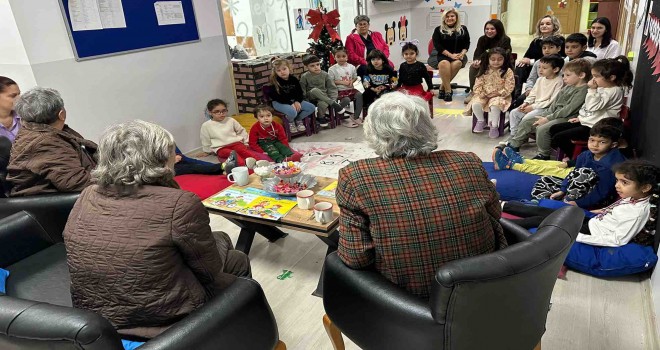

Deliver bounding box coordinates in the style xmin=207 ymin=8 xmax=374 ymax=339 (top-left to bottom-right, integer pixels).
xmin=228 ymin=219 xmax=288 ymax=255
xmin=312 ymin=230 xmax=340 ymax=297
xmin=235 ymin=227 xmax=256 ymax=255
xmin=255 ymin=225 xmax=289 ymax=242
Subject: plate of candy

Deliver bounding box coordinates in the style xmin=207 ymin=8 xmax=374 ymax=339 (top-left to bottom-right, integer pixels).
xmin=262 ymin=174 xmax=317 ymax=196
xmin=272 ymin=161 xmax=305 ymax=178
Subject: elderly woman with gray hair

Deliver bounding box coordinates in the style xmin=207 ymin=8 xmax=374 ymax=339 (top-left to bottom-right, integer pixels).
xmin=336 ymin=92 xmax=507 ymax=299
xmin=6 ymin=87 xmax=97 ymax=196
xmin=63 ymin=120 xmax=251 ymax=339
xmin=345 ymin=14 xmax=393 ymax=68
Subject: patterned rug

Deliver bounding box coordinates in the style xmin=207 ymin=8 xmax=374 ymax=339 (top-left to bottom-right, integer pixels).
xmin=291 ymin=141 xmax=378 ymax=179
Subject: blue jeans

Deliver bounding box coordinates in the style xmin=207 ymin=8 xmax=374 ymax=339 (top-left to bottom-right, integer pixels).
xmin=271 ymin=101 xmax=315 ymax=123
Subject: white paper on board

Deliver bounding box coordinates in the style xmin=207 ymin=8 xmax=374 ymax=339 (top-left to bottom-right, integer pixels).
xmin=97 ymin=0 xmax=127 ymax=29
xmin=69 ymin=0 xmax=103 ymax=31
xmin=154 ymin=1 xmax=186 ymax=26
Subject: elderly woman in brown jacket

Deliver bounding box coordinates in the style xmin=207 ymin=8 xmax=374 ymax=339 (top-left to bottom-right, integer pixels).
xmin=63 ymin=120 xmax=251 ymax=339
xmin=6 ymin=87 xmax=97 ymax=196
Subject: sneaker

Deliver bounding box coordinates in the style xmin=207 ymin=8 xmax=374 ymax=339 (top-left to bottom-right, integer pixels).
xmin=353 ymin=117 xmax=364 ymax=125
xmin=488 ymin=127 xmax=500 ymax=138
xmin=437 ymin=90 xmax=445 ymax=100
xmin=464 ymin=92 xmax=473 ymax=105
xmin=223 ymin=150 xmax=238 ymax=175
xmin=473 ymin=120 xmax=486 ymax=133
xmin=532 ymin=154 xmax=550 ymax=160
xmin=443 ymin=91 xmax=453 ymax=102
xmin=289 ymin=122 xmax=298 ymax=134
xmin=317 ymin=117 xmax=330 ymax=127
xmin=341 ymin=119 xmax=359 ymax=128
xmin=296 ymin=121 xmax=306 ymax=132
xmin=503 ymin=147 xmax=524 ymax=165
xmin=336 ymin=107 xmax=346 ymax=114
xmin=492 ymin=148 xmax=511 ymax=171
xmin=245 ymin=157 xmax=256 ymax=169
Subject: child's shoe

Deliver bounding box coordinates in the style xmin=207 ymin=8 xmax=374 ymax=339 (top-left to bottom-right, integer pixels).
xmin=288 ymin=122 xmax=298 ymax=134
xmin=223 ymin=150 xmax=238 ymax=175
xmin=317 ymin=117 xmax=330 ymax=127
xmin=492 ymin=148 xmax=512 ymax=171
xmin=488 ymin=126 xmax=500 ymax=138
xmin=473 ymin=120 xmax=486 ymax=133
xmin=532 ymin=154 xmax=550 ymax=160
xmin=245 ymin=157 xmax=257 ymax=169
xmin=503 ymin=147 xmax=524 ymax=165
xmin=296 ymin=120 xmax=306 ymax=132
xmin=341 ymin=119 xmax=359 ymax=128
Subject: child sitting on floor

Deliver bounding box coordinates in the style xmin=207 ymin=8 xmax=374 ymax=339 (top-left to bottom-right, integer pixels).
xmin=502 ymin=59 xmax=591 ymax=159
xmin=199 ymin=99 xmax=267 ymax=168
xmin=357 ymin=49 xmax=397 ymax=111
xmin=466 ymin=47 xmax=515 ymax=138
xmin=550 ymin=55 xmax=633 ymax=158
xmin=496 ymin=122 xmax=626 ymax=209
xmin=396 ymin=40 xmax=434 ymax=102
xmin=508 ymin=54 xmax=563 ymax=136
xmin=248 ymin=105 xmax=302 ymax=163
xmin=300 ymin=54 xmax=346 ymax=128
xmin=268 ymin=58 xmax=317 ymax=134
xmin=328 ymin=47 xmax=364 ymax=126
xmin=503 ymin=160 xmax=658 ymax=247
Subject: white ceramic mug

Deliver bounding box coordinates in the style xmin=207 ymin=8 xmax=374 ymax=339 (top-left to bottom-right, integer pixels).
xmin=313 ymin=201 xmax=334 ymax=224
xmin=296 ymin=190 xmax=315 ymax=210
xmin=227 ymin=166 xmax=249 ymax=186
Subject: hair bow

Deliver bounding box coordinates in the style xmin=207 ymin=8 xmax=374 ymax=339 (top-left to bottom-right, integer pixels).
xmin=399 ymin=39 xmax=420 ymax=47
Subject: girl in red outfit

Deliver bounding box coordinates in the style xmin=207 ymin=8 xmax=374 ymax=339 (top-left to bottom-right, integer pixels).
xmin=396 ymin=41 xmax=434 ymax=102
xmin=249 ymin=105 xmax=302 ymax=163
xmin=199 ymin=99 xmax=268 ymax=167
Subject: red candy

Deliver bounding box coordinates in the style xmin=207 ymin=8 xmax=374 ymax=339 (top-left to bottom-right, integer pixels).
xmin=274 ymin=180 xmax=308 ymax=194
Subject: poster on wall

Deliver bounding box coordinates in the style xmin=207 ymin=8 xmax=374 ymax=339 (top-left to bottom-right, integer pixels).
xmin=294 ymin=8 xmax=312 ymax=30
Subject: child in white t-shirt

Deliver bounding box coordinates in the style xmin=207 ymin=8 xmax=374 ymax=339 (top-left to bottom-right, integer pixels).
xmin=328 ymin=47 xmax=364 ymax=126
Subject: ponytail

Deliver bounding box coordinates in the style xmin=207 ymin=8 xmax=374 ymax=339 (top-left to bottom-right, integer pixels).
xmin=592 ymin=56 xmax=633 ymax=89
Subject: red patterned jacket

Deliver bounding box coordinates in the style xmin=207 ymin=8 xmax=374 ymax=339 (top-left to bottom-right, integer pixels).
xmin=336 ymin=150 xmax=507 ymax=298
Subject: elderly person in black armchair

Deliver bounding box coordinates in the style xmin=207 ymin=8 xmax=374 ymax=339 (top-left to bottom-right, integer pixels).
xmin=63 ymin=120 xmax=250 ymax=339
xmin=336 ymin=92 xmax=507 ymax=299
xmin=7 ymin=87 xmax=97 ymax=196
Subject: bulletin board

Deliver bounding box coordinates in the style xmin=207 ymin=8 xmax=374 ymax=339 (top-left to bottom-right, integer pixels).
xmin=58 ymin=0 xmax=200 ymax=61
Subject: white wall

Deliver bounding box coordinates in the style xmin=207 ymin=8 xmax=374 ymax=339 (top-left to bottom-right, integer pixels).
xmin=0 ymin=0 xmax=36 ymax=89
xmin=7 ymin=0 xmax=233 ymax=152
xmin=506 ymin=0 xmax=533 ymax=34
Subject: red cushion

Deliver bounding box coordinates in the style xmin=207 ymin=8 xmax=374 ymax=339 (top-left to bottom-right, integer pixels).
xmin=175 ymin=174 xmax=232 ymax=200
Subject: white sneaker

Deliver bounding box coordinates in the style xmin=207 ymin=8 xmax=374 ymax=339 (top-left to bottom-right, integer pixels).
xmin=289 ymin=122 xmax=298 ymax=134
xmin=336 ymin=108 xmax=346 ymax=114
xmin=296 ymin=121 xmax=306 ymax=131
xmin=342 ymin=119 xmax=359 ymax=128
xmin=245 ymin=157 xmax=256 ymax=169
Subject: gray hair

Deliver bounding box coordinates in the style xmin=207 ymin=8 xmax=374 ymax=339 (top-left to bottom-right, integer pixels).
xmin=363 ymin=92 xmax=438 ymax=159
xmin=14 ymin=87 xmax=64 ymax=124
xmin=92 ymin=120 xmax=175 ymax=191
xmin=354 ymin=15 xmax=370 ymax=25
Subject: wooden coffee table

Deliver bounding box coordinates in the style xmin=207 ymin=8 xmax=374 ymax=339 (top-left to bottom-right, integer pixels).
xmin=204 ymin=174 xmax=340 ymax=296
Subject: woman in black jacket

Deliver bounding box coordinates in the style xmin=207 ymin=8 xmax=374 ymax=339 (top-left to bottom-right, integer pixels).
xmin=429 ymin=9 xmax=470 ymax=102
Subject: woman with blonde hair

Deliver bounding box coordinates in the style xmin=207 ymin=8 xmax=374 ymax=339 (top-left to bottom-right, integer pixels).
xmin=514 ymin=15 xmax=565 ymax=96
xmin=429 ymin=9 xmax=471 ymax=102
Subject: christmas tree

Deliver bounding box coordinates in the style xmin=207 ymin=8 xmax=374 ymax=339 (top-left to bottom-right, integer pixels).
xmin=306 ymin=8 xmax=342 ymax=71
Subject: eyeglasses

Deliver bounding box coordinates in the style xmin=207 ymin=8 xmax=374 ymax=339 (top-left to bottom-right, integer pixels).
xmin=211 ymin=109 xmax=228 ymax=115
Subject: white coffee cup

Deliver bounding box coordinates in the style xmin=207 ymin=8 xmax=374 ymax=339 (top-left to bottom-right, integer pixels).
xmin=227 ymin=166 xmax=249 ymax=186
xmin=313 ymin=201 xmax=334 ymax=224
xmin=296 ymin=190 xmax=315 ymax=210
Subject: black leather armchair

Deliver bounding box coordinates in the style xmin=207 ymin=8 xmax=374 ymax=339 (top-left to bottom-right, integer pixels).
xmin=322 ymin=206 xmax=584 ymax=350
xmin=0 ymin=211 xmax=286 ymax=350
xmin=0 ymin=192 xmax=79 ymax=242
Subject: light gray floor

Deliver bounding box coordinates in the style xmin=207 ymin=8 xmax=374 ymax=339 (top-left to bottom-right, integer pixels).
xmin=206 ymin=34 xmax=658 ymax=349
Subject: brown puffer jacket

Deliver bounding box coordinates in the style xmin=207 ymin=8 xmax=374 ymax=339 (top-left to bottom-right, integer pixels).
xmin=63 ymin=184 xmax=235 ymax=339
xmin=7 ymin=122 xmax=97 ymax=196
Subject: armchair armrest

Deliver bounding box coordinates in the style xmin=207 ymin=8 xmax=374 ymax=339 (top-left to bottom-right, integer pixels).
xmin=0 ymin=193 xmax=79 ymax=243
xmin=500 ymin=217 xmax=531 ymax=245
xmin=140 ymin=277 xmax=279 ymax=350
xmin=322 ymin=253 xmax=443 ymax=350
xmin=0 ymin=211 xmax=54 ymax=267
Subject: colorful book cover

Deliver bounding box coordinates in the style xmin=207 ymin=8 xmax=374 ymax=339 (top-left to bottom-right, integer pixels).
xmin=240 ymin=196 xmax=297 ymax=220
xmin=317 ymin=181 xmax=337 ymax=198
xmin=202 ymin=188 xmax=260 ymax=212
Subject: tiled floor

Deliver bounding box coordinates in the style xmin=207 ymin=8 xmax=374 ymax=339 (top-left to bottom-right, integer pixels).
xmin=206 ymin=34 xmax=658 ymax=349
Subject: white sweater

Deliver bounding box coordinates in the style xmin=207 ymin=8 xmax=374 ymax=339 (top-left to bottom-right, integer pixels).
xmin=524 ymin=75 xmax=563 ymax=109
xmin=200 ymin=118 xmax=248 ymax=153
xmin=578 ymin=197 xmax=651 ymax=247
xmin=587 ymin=40 xmax=622 ymax=60
xmin=577 ymin=86 xmax=624 ymax=127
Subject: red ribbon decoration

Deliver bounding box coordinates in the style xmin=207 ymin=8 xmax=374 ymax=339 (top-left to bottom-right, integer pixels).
xmin=306 ymin=9 xmax=341 ymax=42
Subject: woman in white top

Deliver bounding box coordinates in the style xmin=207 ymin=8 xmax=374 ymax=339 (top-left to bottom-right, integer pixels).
xmin=587 ymin=17 xmax=621 ymax=59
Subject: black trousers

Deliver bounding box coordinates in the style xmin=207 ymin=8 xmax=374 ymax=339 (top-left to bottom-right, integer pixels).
xmin=174 ymin=160 xmax=223 ymax=176
xmin=549 ymin=122 xmax=591 ymax=156
xmin=0 ymin=136 xmax=10 ymax=174
xmin=513 ymin=65 xmax=532 ymax=97
xmin=504 ymin=201 xmax=591 ymax=234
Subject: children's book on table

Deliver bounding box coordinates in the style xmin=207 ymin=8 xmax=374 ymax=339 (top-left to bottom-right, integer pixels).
xmin=203 ymin=187 xmax=297 ymax=220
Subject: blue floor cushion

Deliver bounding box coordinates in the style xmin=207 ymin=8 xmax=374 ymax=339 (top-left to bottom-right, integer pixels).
xmin=483 ymin=162 xmax=540 ymax=201
xmin=122 ymin=339 xmax=145 ymax=350
xmin=564 ymin=242 xmax=658 ymax=277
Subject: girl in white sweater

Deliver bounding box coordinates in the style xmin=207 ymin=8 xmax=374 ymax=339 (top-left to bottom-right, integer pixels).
xmin=199 ymin=99 xmax=268 ymax=167
xmin=549 ymin=56 xmax=633 ymax=157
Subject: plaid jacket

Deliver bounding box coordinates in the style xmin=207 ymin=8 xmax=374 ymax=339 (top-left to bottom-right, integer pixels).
xmin=336 ymin=151 xmax=507 ymax=298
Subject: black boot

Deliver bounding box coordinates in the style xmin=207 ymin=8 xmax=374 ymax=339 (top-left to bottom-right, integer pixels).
xmin=223 ymin=150 xmax=238 ymax=175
